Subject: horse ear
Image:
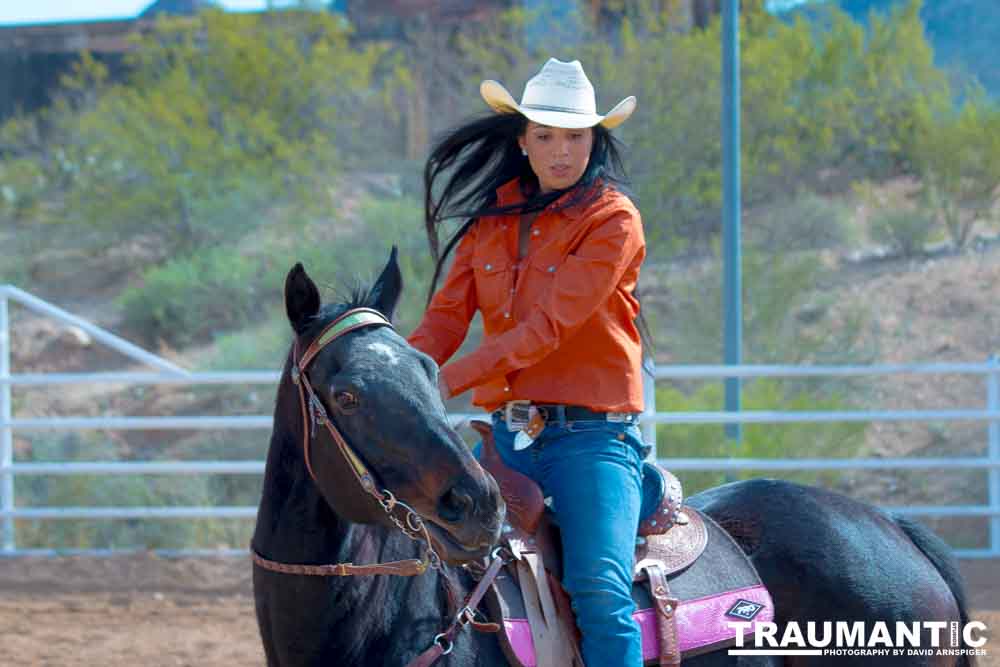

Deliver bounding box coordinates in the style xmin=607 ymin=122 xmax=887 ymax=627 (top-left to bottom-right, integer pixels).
xmin=369 ymin=246 xmax=403 ymax=321
xmin=285 ymin=263 xmax=321 ymax=335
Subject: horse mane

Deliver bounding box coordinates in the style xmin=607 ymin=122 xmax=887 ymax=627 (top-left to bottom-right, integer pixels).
xmin=337 ymin=281 xmax=383 ymax=314
xmin=299 ymin=280 xmax=388 ymax=337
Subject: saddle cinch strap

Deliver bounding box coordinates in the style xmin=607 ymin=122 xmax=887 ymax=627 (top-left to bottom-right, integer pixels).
xmin=471 ymin=420 xmax=775 ymax=666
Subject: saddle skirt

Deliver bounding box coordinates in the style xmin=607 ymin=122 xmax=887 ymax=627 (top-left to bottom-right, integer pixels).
xmin=470 ymin=420 xmax=774 ymax=666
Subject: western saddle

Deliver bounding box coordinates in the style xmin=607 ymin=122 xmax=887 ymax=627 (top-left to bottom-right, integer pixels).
xmin=469 ymin=421 xmax=708 ymax=667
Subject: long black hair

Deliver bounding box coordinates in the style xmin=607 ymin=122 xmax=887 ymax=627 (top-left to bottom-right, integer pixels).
xmin=422 ymin=111 xmax=655 ymax=364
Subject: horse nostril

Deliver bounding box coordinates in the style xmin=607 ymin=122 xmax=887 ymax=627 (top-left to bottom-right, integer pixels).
xmin=437 ymin=486 xmax=474 ymax=523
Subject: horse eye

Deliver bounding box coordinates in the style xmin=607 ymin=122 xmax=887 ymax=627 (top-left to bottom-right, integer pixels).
xmin=334 ymin=391 xmax=359 ymax=413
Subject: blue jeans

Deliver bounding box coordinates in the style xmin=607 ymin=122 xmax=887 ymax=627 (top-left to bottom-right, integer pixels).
xmin=480 ymin=412 xmax=647 ymax=667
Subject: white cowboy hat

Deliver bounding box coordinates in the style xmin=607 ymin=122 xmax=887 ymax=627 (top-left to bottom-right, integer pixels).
xmin=480 ymin=58 xmax=636 ymax=130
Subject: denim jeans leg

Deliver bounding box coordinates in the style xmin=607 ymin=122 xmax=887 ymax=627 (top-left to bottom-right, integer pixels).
xmin=538 ymin=423 xmax=644 ymax=667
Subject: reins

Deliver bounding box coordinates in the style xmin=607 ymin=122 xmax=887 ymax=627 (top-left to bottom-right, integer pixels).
xmin=250 ymin=307 xmax=508 ymax=665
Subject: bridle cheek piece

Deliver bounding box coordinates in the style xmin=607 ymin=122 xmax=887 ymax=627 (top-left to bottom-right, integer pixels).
xmin=252 ymin=307 xmax=441 ymax=576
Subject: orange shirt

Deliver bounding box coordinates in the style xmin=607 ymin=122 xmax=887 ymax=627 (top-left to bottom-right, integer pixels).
xmin=407 ymin=177 xmax=645 ymax=413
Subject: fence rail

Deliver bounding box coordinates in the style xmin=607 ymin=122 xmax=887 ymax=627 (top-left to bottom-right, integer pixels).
xmin=2 ymin=285 xmax=999 ymax=559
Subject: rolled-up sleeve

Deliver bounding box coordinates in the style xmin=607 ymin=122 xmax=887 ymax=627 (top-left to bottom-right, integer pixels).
xmin=406 ymin=226 xmax=479 ymax=367
xmin=442 ymin=207 xmax=643 ymax=396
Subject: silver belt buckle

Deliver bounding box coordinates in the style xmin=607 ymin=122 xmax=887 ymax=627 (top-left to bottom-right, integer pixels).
xmin=606 ymin=412 xmax=630 ymax=423
xmin=505 ymin=400 xmax=532 ymax=430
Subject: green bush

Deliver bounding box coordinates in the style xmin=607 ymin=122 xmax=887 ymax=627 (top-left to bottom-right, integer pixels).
xmin=204 ymin=316 xmax=290 ymax=370
xmin=16 ymin=473 xmax=221 ymax=550
xmin=13 ymin=432 xmax=256 ymax=550
xmin=752 ymin=190 xmax=855 ymax=251
xmin=870 ymin=207 xmax=936 ymax=257
xmin=186 ymin=195 xmax=430 ymax=368
xmin=911 ymin=96 xmax=1000 ymax=249
xmin=665 ymin=246 xmax=870 ymax=365
xmin=118 ymin=246 xmax=265 ymax=346
xmin=0 ymin=157 xmax=47 ymax=222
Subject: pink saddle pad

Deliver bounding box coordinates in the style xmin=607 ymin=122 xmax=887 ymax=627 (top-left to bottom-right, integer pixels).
xmin=503 ymin=584 xmax=774 ymax=666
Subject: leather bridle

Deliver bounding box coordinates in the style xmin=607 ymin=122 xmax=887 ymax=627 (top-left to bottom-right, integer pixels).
xmin=252 ymin=307 xmax=442 ymax=576
xmin=250 ymin=306 xmax=510 ymax=665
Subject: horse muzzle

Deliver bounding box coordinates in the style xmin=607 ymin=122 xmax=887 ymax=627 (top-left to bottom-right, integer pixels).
xmin=427 ymin=475 xmax=506 ymax=563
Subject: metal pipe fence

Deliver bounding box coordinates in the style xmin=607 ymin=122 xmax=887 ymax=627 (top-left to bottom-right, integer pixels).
xmin=2 ymin=285 xmax=998 ymax=558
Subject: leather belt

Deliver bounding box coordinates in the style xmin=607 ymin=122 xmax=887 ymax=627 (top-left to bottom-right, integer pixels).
xmin=492 ymin=403 xmax=638 ymax=424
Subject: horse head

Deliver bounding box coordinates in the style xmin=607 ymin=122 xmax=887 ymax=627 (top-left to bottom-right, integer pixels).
xmin=280 ymin=248 xmax=505 ymax=564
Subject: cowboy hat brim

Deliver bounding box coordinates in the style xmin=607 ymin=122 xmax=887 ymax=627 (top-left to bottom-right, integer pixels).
xmin=480 ymin=80 xmax=635 ymax=130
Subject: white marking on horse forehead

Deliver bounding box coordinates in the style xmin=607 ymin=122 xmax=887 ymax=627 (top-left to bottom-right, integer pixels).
xmin=368 ymin=341 xmax=401 ymax=365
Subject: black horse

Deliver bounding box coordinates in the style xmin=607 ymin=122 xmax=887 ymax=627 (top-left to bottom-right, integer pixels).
xmin=252 ymin=251 xmax=975 ymax=667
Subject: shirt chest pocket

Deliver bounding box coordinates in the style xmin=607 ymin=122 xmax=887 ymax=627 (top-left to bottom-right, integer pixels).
xmin=526 ymin=247 xmax=564 ymax=288
xmin=472 ymin=256 xmax=511 ymax=318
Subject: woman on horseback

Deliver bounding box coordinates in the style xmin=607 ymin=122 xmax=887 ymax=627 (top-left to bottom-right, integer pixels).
xmin=407 ymin=58 xmax=652 ymax=667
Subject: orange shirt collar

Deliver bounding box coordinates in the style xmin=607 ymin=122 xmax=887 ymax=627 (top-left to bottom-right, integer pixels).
xmin=495 ymin=176 xmax=602 ymax=220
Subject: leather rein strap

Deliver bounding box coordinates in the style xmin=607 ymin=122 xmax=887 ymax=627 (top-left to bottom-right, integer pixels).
xmin=408 ymin=549 xmax=510 ymax=667
xmin=251 ymin=549 xmax=431 ymax=578
xmin=252 ymin=307 xmax=440 ymax=576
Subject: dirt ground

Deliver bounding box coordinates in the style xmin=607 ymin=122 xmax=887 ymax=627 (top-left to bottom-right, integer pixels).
xmin=0 ymin=555 xmax=996 ymax=666
xmin=0 ymin=554 xmax=261 ymax=666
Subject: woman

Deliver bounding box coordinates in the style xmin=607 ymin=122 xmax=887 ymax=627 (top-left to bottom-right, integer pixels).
xmin=407 ymin=58 xmax=651 ymax=667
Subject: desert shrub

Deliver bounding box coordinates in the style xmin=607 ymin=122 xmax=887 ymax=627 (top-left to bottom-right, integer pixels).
xmin=911 ymin=96 xmax=1000 ymax=249
xmin=666 ymin=246 xmax=870 ymax=365
xmin=0 ymin=157 xmax=47 ymax=223
xmin=12 ymin=432 xmax=250 ymax=550
xmin=117 ymin=246 xmax=265 ymax=346
xmin=187 ymin=195 xmax=430 ymax=367
xmin=205 ymin=317 xmax=290 ymax=370
xmin=869 ymin=208 xmax=936 ymax=257
xmin=753 ymin=190 xmax=854 ymax=251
